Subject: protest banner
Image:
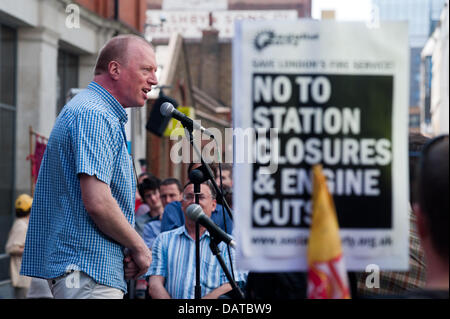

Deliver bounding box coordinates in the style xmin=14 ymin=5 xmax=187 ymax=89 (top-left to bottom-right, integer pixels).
xmin=233 ymin=20 xmax=409 ymax=271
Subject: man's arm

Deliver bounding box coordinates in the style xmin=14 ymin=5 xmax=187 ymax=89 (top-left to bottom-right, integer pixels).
xmin=202 ymin=283 xmax=232 ymax=299
xmin=79 ymin=174 xmax=151 ymax=278
xmin=148 ymin=275 xmax=171 ymax=299
xmin=6 ymin=221 xmax=27 ymax=257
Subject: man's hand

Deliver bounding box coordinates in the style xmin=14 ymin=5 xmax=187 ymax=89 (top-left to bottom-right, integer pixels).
xmin=124 ymin=255 xmax=138 ymax=280
xmin=79 ymin=174 xmax=152 ymax=280
xmin=124 ymin=247 xmax=152 ymax=280
xmin=202 ymin=283 xmax=232 ymax=299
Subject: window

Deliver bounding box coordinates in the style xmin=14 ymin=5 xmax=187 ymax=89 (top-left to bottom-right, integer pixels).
xmin=57 ymin=49 xmax=79 ymax=115
xmin=423 ymin=56 xmax=433 ymax=124
xmin=409 ymin=113 xmax=420 ymax=128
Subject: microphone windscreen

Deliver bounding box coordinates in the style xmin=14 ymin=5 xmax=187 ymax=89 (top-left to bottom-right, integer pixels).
xmin=189 ymin=169 xmax=206 ymax=184
xmin=186 ymin=204 xmax=203 ymax=221
xmin=160 ymin=102 xmax=174 ymax=116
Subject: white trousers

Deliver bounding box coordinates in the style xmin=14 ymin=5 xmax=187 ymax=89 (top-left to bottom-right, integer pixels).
xmin=47 ymin=271 xmax=124 ymax=299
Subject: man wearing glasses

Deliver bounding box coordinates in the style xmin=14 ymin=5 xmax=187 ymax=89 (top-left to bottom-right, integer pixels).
xmin=147 ymin=181 xmax=246 ymax=299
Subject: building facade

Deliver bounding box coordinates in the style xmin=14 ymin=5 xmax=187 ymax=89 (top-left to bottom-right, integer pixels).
xmin=420 ymin=1 xmax=449 ymax=136
xmin=372 ymin=0 xmax=447 ymax=132
xmin=144 ymin=0 xmax=311 ymax=180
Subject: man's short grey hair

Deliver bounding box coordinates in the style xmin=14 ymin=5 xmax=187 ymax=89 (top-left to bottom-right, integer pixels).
xmin=94 ymin=34 xmax=153 ymax=75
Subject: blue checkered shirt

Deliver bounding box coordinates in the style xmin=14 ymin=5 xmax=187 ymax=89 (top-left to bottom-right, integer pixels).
xmin=147 ymin=226 xmax=247 ymax=299
xmin=21 ymin=82 xmax=136 ymax=293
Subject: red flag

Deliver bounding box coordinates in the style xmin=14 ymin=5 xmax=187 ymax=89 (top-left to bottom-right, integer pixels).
xmin=27 ymin=135 xmax=47 ymax=185
xmin=33 ymin=138 xmax=47 ymax=182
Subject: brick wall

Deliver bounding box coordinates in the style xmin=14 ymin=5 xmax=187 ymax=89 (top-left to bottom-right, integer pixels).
xmin=75 ymin=0 xmax=115 ymax=18
xmin=146 ymin=41 xmax=194 ymax=182
xmin=144 ymin=0 xmax=311 ymax=179
xmin=229 ymin=0 xmax=311 ymax=17
xmin=184 ymin=41 xmax=232 ymax=107
xmin=75 ymin=0 xmax=147 ymax=32
xmin=199 ymin=29 xmax=220 ymax=99
xmin=146 ymin=0 xmax=312 ymax=17
xmin=119 ymin=0 xmax=147 ymax=32
xmin=219 ymin=42 xmax=232 ymax=108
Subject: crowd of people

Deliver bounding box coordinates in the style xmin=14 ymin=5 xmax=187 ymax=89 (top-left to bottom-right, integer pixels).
xmin=127 ymin=163 xmax=238 ymax=299
xmin=4 ymin=35 xmax=448 ymax=300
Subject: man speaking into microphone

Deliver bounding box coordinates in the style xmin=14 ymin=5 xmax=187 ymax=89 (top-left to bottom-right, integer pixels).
xmin=148 ymin=181 xmax=247 ymax=299
xmin=21 ymin=35 xmax=156 ymax=299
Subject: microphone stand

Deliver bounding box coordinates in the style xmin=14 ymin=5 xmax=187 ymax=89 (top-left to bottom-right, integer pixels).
xmin=195 ymin=183 xmax=201 ymax=300
xmin=184 ymin=125 xmax=237 ymax=299
xmin=192 ymin=163 xmax=234 ymax=221
xmin=209 ymin=236 xmax=245 ymax=300
xmin=169 ymin=109 xmax=233 ymax=221
xmin=185 ymin=127 xmax=202 ymax=300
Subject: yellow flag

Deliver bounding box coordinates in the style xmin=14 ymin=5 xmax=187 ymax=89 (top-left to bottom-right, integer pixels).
xmin=307 ymin=165 xmax=351 ymax=299
xmin=163 ymin=106 xmax=195 ymax=137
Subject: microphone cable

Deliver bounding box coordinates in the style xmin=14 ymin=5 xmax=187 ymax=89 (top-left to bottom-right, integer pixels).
xmin=216 ymin=145 xmax=237 ymax=284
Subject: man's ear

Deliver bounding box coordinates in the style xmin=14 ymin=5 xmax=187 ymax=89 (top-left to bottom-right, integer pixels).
xmin=108 ymin=61 xmax=121 ymax=80
xmin=211 ymin=199 xmax=217 ymax=213
xmin=413 ymin=203 xmax=428 ymax=240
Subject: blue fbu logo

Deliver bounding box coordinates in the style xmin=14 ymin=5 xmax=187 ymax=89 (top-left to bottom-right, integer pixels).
xmin=253 ymin=30 xmax=319 ymax=52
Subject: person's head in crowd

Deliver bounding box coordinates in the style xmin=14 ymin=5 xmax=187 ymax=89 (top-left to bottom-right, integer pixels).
xmin=94 ymin=35 xmax=158 ymax=108
xmin=15 ymin=194 xmax=33 ymax=218
xmin=413 ymin=134 xmax=449 ymax=290
xmin=181 ymin=181 xmax=217 ymax=231
xmin=224 ymin=185 xmax=233 ymax=209
xmin=160 ymin=178 xmax=183 ymax=207
xmin=214 ymin=163 xmax=233 ymax=188
xmin=138 ymin=177 xmax=163 ymax=217
xmin=215 ymin=185 xmax=233 ymax=209
xmin=138 ymin=172 xmax=154 ymax=184
xmin=136 ymin=172 xmax=155 ymax=203
xmin=409 ymin=133 xmax=430 ymax=204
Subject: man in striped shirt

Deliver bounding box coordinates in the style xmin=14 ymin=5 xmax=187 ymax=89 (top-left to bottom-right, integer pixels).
xmin=148 ymin=181 xmax=246 ymax=299
xmin=21 ymin=35 xmax=157 ymax=298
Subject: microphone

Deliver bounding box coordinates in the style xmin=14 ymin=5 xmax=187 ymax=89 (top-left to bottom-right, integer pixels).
xmin=160 ymin=102 xmax=215 ymax=138
xmin=186 ymin=204 xmax=236 ymax=248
